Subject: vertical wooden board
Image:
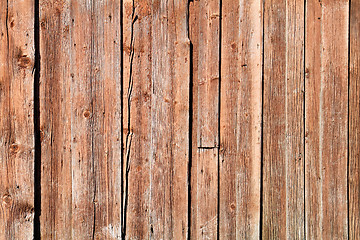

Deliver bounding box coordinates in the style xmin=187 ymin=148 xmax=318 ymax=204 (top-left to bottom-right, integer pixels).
xmin=194 ymin=148 xmax=218 ymax=239
xmin=192 ymin=0 xmax=220 ymax=148
xmin=0 ymin=0 xmax=34 ymax=239
xmin=189 ymin=0 xmax=219 ymax=238
xmin=262 ymin=0 xmax=305 ymax=239
xmin=39 ymin=1 xmax=75 ymax=238
xmin=122 ymin=0 xmax=152 ymax=239
xmin=349 ymin=0 xmax=360 ymax=238
xmin=91 ymin=1 xmax=122 ymax=238
xmin=220 ymin=0 xmax=262 ymax=238
xmin=150 ymin=0 xmax=190 ymax=239
xmin=40 ymin=0 xmax=122 ymax=238
xmin=305 ymin=0 xmax=349 ymax=238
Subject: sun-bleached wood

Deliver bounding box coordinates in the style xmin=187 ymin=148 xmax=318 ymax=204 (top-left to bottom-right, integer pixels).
xmin=0 ymin=0 xmax=35 ymax=239
xmin=220 ymin=0 xmax=262 ymax=238
xmin=305 ymin=0 xmax=349 ymax=238
xmin=123 ymin=0 xmax=190 ymax=239
xmin=349 ymin=0 xmax=360 ymax=238
xmin=40 ymin=0 xmax=122 ymax=238
xmin=262 ymin=0 xmax=305 ymax=238
xmin=189 ymin=0 xmax=220 ymax=238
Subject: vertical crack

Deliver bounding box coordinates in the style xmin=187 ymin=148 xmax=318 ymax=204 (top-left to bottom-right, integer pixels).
xmin=187 ymin=0 xmax=193 ymax=238
xmin=122 ymin=1 xmax=137 ymax=238
xmin=5 ymin=0 xmax=9 ymax=49
xmin=33 ymin=0 xmax=41 ymax=238
xmin=347 ymin=0 xmax=351 ymax=238
xmin=90 ymin=1 xmax=96 ymax=239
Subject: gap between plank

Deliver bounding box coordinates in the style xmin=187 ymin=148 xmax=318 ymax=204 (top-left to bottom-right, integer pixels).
xmin=187 ymin=0 xmax=193 ymax=238
xmin=33 ymin=0 xmax=41 ymax=238
xmin=259 ymin=0 xmax=265 ymax=238
xmin=217 ymin=0 xmax=222 ymax=239
xmin=347 ymin=0 xmax=351 ymax=238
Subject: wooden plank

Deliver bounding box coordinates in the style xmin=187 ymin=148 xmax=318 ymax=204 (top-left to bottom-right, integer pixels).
xmin=123 ymin=0 xmax=190 ymax=238
xmin=349 ymin=0 xmax=360 ymax=238
xmin=149 ymin=0 xmax=190 ymax=239
xmin=262 ymin=0 xmax=305 ymax=238
xmin=0 ymin=0 xmax=35 ymax=239
xmin=305 ymin=0 xmax=349 ymax=238
xmin=219 ymin=0 xmax=262 ymax=238
xmin=122 ymin=0 xmax=152 ymax=238
xmin=40 ymin=0 xmax=122 ymax=238
xmin=189 ymin=0 xmax=219 ymax=238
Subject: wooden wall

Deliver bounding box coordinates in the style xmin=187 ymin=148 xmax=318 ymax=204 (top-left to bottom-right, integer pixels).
xmin=0 ymin=0 xmax=359 ymax=239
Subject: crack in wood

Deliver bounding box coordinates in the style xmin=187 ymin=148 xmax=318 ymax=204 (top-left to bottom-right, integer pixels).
xmin=122 ymin=1 xmax=138 ymax=238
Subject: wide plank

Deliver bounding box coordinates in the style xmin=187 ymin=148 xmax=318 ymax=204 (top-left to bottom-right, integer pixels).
xmin=0 ymin=0 xmax=35 ymax=239
xmin=219 ymin=0 xmax=262 ymax=238
xmin=305 ymin=0 xmax=349 ymax=238
xmin=122 ymin=0 xmax=152 ymax=238
xmin=40 ymin=0 xmax=122 ymax=238
xmin=149 ymin=0 xmax=190 ymax=239
xmin=262 ymin=0 xmax=305 ymax=238
xmin=189 ymin=0 xmax=220 ymax=238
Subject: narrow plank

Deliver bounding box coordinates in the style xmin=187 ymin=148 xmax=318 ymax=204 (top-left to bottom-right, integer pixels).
xmin=150 ymin=0 xmax=190 ymax=238
xmin=219 ymin=0 xmax=262 ymax=238
xmin=91 ymin=1 xmax=122 ymax=238
xmin=0 ymin=0 xmax=35 ymax=239
xmin=349 ymin=0 xmax=360 ymax=238
xmin=305 ymin=0 xmax=349 ymax=238
xmin=122 ymin=0 xmax=152 ymax=238
xmin=189 ymin=0 xmax=219 ymax=238
xmin=262 ymin=0 xmax=305 ymax=238
xmin=40 ymin=0 xmax=122 ymax=238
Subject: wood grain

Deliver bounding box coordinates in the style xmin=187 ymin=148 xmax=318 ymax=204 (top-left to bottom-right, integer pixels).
xmin=305 ymin=0 xmax=349 ymax=238
xmin=219 ymin=0 xmax=262 ymax=238
xmin=262 ymin=0 xmax=305 ymax=238
xmin=0 ymin=0 xmax=358 ymax=238
xmin=122 ymin=0 xmax=152 ymax=238
xmin=189 ymin=0 xmax=219 ymax=238
xmin=123 ymin=0 xmax=190 ymax=239
xmin=349 ymin=0 xmax=359 ymax=238
xmin=0 ymin=0 xmax=35 ymax=239
xmin=149 ymin=0 xmax=190 ymax=239
xmin=40 ymin=0 xmax=122 ymax=238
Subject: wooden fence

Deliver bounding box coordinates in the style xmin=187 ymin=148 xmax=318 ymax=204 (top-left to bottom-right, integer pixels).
xmin=0 ymin=0 xmax=359 ymax=239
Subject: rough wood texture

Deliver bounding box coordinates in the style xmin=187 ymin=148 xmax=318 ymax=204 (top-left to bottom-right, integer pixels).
xmin=149 ymin=1 xmax=190 ymax=239
xmin=349 ymin=0 xmax=359 ymax=238
xmin=189 ymin=0 xmax=219 ymax=238
xmin=123 ymin=0 xmax=190 ymax=239
xmin=305 ymin=0 xmax=349 ymax=238
xmin=2 ymin=0 xmax=360 ymax=239
xmin=0 ymin=0 xmax=35 ymax=239
xmin=122 ymin=0 xmax=152 ymax=238
xmin=262 ymin=0 xmax=305 ymax=238
xmin=219 ymin=0 xmax=262 ymax=239
xmin=40 ymin=0 xmax=122 ymax=238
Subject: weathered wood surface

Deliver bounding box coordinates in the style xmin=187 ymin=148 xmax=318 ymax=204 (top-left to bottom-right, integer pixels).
xmin=349 ymin=0 xmax=360 ymax=239
xmin=305 ymin=0 xmax=349 ymax=238
xmin=40 ymin=0 xmax=122 ymax=238
xmin=1 ymin=0 xmax=360 ymax=239
xmin=189 ymin=0 xmax=219 ymax=239
xmin=0 ymin=0 xmax=35 ymax=239
xmin=220 ymin=0 xmax=262 ymax=239
xmin=262 ymin=0 xmax=305 ymax=239
xmin=122 ymin=0 xmax=152 ymax=238
xmin=123 ymin=0 xmax=190 ymax=239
